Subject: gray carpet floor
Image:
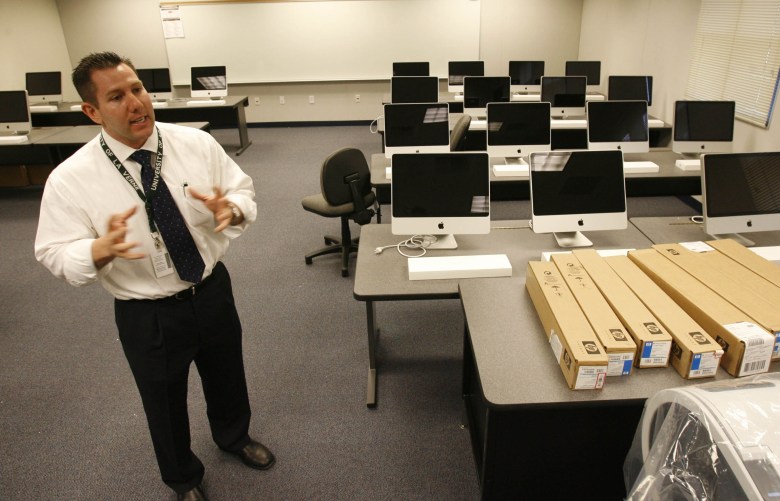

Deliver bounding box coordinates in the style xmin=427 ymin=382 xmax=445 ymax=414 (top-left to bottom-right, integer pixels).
xmin=0 ymin=124 xmax=697 ymax=501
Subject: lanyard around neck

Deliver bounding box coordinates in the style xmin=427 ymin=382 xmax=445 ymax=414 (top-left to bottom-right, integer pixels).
xmin=100 ymin=128 xmax=164 ymax=233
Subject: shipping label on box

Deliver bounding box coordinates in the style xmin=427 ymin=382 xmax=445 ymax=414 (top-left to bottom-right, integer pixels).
xmin=723 ymin=322 xmax=775 ymax=376
xmin=526 ymin=261 xmax=609 ymax=389
xmin=572 ymin=249 xmax=672 ymax=368
xmin=551 ymin=253 xmax=636 ymax=376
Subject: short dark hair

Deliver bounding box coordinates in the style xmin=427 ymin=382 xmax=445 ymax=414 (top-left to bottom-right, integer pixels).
xmin=72 ymin=52 xmax=136 ymax=105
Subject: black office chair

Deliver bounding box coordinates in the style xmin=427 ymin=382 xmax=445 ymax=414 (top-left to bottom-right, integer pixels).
xmin=301 ymin=147 xmax=376 ymax=277
xmin=450 ymin=114 xmax=472 ymax=151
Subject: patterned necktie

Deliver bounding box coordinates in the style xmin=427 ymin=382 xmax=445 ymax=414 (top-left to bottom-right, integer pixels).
xmin=131 ymin=149 xmax=205 ymax=284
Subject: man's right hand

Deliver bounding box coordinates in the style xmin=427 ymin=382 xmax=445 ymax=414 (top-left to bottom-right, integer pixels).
xmin=92 ymin=206 xmax=146 ymax=269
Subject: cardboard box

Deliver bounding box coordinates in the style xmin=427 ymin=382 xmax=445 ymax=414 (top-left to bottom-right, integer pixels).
xmin=551 ymin=253 xmax=636 ymax=376
xmin=525 ymin=261 xmax=608 ymax=389
xmin=653 ymin=243 xmax=780 ymax=360
xmin=572 ymin=249 xmax=672 ymax=368
xmin=628 ymin=249 xmax=774 ymax=377
xmin=706 ymin=238 xmax=780 ymax=290
xmin=604 ymin=255 xmax=722 ymax=379
xmin=0 ymin=165 xmax=29 ymax=187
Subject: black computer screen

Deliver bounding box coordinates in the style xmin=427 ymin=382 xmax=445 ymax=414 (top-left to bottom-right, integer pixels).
xmin=391 ymin=77 xmax=438 ymax=104
xmin=487 ymin=102 xmax=550 ymax=146
xmin=191 ymin=66 xmax=227 ymax=90
xmin=393 ymin=62 xmax=430 ymax=77
xmin=25 ymin=72 xmax=61 ymax=96
xmin=384 ymin=103 xmax=449 ymax=148
xmin=704 ymin=152 xmax=780 ymax=217
xmin=448 ymin=61 xmax=484 ymax=85
xmin=531 ymin=150 xmax=626 ymax=216
xmin=674 ymin=101 xmax=735 ymax=141
xmin=565 ymin=61 xmax=601 ymax=85
xmin=464 ymin=77 xmax=510 ymax=109
xmin=588 ymin=100 xmax=648 ymax=142
xmin=509 ymin=61 xmax=545 ymax=85
xmin=0 ymin=91 xmax=30 ymax=122
xmin=541 ymin=77 xmax=586 ymax=107
xmin=608 ymin=76 xmax=653 ymax=105
xmin=136 ymin=68 xmax=172 ymax=93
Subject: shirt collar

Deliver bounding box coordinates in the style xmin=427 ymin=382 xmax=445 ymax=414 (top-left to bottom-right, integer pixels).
xmin=100 ymin=126 xmax=159 ymax=163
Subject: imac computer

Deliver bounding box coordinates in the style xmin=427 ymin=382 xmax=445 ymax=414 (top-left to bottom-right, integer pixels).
xmin=136 ymin=68 xmax=173 ymax=107
xmin=390 ymin=76 xmax=439 ymax=104
xmin=486 ymin=102 xmax=551 ymax=170
xmin=508 ymin=61 xmax=545 ymax=94
xmin=463 ymin=76 xmax=511 ymax=121
xmin=448 ymin=61 xmax=484 ymax=95
xmin=391 ymin=152 xmax=491 ymax=249
xmin=673 ymin=100 xmax=736 ymax=170
xmin=25 ymin=71 xmax=61 ymax=112
xmin=529 ymin=150 xmax=627 ymax=248
xmin=189 ymin=65 xmax=227 ymax=103
xmin=0 ymin=90 xmax=31 ymax=143
xmin=702 ymin=151 xmax=780 ymax=247
xmin=586 ymin=100 xmax=649 ymax=153
xmin=541 ymin=76 xmax=587 ymax=118
xmin=383 ymin=102 xmax=450 ymax=159
xmin=565 ymin=61 xmax=601 ymax=91
xmin=393 ymin=62 xmax=430 ymax=76
xmin=608 ymin=75 xmax=653 ymax=105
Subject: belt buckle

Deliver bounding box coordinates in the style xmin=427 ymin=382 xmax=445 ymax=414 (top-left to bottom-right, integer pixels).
xmin=174 ymin=285 xmax=196 ymax=300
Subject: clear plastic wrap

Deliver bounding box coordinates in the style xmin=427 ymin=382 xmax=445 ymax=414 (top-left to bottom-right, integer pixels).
xmin=624 ymin=372 xmax=780 ymax=500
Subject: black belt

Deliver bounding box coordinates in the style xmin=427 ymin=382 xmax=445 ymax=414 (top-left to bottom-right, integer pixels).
xmin=169 ymin=270 xmax=215 ymax=301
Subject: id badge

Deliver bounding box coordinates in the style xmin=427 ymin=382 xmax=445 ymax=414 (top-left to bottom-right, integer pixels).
xmin=150 ymin=233 xmax=174 ymax=278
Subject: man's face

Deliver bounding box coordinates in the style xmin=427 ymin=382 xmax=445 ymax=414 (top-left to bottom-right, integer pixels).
xmin=82 ymin=63 xmax=155 ymax=149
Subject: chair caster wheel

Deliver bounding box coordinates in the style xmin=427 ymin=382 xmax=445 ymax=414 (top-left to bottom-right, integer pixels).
xmin=305 ymin=257 xmax=313 ymax=265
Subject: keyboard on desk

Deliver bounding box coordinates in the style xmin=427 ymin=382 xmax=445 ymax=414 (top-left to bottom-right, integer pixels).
xmin=0 ymin=135 xmax=29 ymax=144
xmin=186 ymin=99 xmax=226 ymax=106
xmin=550 ymin=118 xmax=587 ymax=129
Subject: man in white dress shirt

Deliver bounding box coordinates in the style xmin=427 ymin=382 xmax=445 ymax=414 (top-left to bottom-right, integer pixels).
xmin=35 ymin=52 xmax=273 ymax=501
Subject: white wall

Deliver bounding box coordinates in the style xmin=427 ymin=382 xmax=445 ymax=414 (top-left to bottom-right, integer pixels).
xmin=579 ymin=0 xmax=780 ymax=153
xmin=0 ymin=0 xmax=73 ymax=99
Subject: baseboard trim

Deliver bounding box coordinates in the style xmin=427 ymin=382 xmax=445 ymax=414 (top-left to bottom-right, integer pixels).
xmin=247 ymin=120 xmax=373 ymax=128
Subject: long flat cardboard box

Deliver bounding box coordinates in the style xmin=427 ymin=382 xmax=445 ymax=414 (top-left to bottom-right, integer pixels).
xmin=604 ymin=255 xmax=722 ymax=379
xmin=706 ymin=238 xmax=780 ymax=288
xmin=525 ymin=261 xmax=608 ymax=389
xmin=653 ymin=243 xmax=780 ymax=360
xmin=551 ymin=253 xmax=635 ymax=376
xmin=572 ymin=249 xmax=672 ymax=368
xmin=628 ymin=248 xmax=774 ymax=377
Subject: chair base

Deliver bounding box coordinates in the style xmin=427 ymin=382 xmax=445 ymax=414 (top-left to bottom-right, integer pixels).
xmin=304 ymin=216 xmax=358 ymax=277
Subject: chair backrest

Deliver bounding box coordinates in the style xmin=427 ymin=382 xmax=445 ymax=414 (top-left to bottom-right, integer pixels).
xmin=450 ymin=114 xmax=472 ymax=151
xmin=321 ymin=147 xmax=374 ymax=224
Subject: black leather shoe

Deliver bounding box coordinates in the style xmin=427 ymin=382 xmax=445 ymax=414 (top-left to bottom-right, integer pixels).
xmin=235 ymin=439 xmax=275 ymax=470
xmin=177 ymin=484 xmax=209 ymax=501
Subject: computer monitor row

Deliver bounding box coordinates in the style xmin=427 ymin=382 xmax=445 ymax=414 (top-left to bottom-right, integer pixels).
xmin=18 ymin=66 xmax=230 ymax=104
xmin=384 ymin=98 xmax=736 ymax=163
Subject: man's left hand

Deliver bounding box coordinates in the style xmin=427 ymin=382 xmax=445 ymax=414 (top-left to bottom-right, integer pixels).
xmin=188 ymin=186 xmax=242 ymax=232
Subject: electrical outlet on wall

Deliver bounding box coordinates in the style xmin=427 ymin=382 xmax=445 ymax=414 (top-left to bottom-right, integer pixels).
xmin=309 ymin=95 xmax=315 ymax=104
xmin=253 ymin=96 xmax=261 ymax=106
xmin=354 ymin=94 xmax=361 ymax=103
xmin=279 ymin=96 xmax=285 ymax=105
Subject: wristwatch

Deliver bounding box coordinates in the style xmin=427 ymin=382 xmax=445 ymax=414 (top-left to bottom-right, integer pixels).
xmin=227 ymin=202 xmax=241 ymax=224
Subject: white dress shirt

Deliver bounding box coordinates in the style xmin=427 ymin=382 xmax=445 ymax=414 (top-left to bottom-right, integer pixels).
xmin=35 ymin=122 xmax=257 ymax=300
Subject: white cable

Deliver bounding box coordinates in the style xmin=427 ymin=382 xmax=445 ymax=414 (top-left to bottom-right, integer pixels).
xmin=690 ymin=215 xmax=703 ymax=224
xmin=369 ymin=115 xmax=383 ymax=134
xmin=373 ymin=234 xmax=437 ymax=258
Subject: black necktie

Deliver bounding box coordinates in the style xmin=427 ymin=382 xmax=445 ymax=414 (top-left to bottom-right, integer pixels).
xmin=131 ymin=149 xmax=205 ymax=284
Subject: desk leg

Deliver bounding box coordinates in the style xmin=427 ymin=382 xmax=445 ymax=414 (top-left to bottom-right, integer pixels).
xmin=235 ymin=104 xmax=253 ymax=156
xmin=366 ymin=300 xmax=378 ymax=408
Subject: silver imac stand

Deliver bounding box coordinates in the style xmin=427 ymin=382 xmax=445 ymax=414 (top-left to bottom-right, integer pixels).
xmin=553 ymin=231 xmax=593 ymax=248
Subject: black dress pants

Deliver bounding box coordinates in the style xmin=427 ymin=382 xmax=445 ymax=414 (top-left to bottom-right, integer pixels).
xmin=114 ymin=262 xmax=251 ymax=494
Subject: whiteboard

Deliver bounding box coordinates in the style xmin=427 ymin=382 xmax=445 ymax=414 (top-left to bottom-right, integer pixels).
xmin=163 ymin=0 xmax=481 ymax=84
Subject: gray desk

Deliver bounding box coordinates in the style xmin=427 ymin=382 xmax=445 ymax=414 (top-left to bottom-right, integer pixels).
xmin=0 ymin=127 xmax=74 ymax=166
xmin=632 ymin=216 xmax=780 ymax=246
xmin=30 ymin=96 xmax=252 ymax=155
xmin=459 ymin=277 xmax=780 ymax=500
xmin=352 ymin=221 xmax=653 ymax=408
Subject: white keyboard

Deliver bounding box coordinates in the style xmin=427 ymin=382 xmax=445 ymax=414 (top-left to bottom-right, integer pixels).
xmin=675 ymin=159 xmax=701 ymax=171
xmin=0 ymin=135 xmax=29 ymax=144
xmin=152 ymin=101 xmax=169 ymax=108
xmin=623 ymin=161 xmax=660 ymax=173
xmin=550 ymin=119 xmax=587 ymax=129
xmin=511 ymin=94 xmax=541 ymax=102
xmin=470 ymin=119 xmax=487 ymax=128
xmin=408 ymin=254 xmax=512 ymax=280
xmin=186 ymin=99 xmax=226 ymax=106
xmin=70 ymin=104 xmax=83 ymax=111
xmin=385 ymin=166 xmax=392 ymax=180
xmin=29 ymin=105 xmax=58 ymax=113
xmin=492 ymin=164 xmax=528 ymax=177
xmin=648 ymin=119 xmax=665 ymax=128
